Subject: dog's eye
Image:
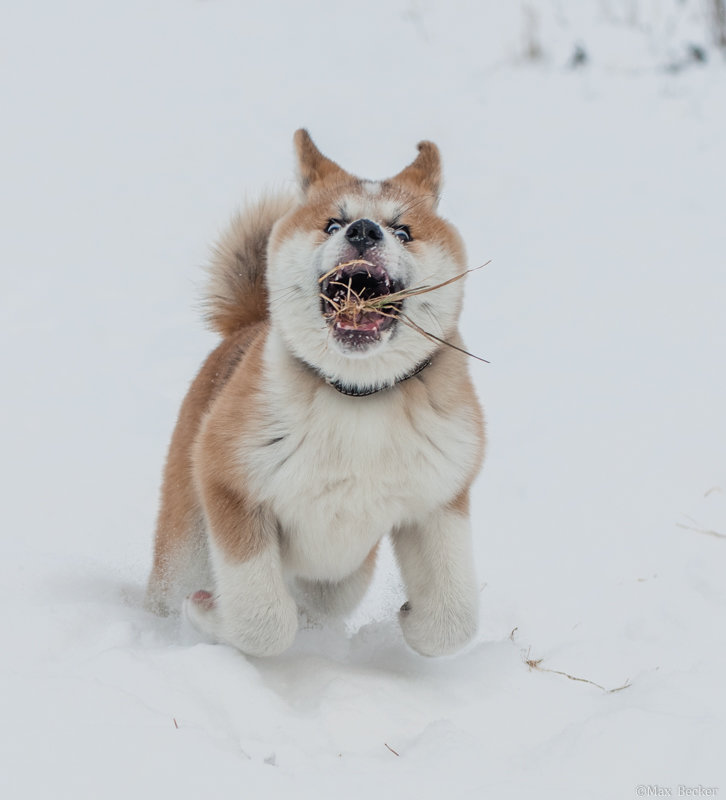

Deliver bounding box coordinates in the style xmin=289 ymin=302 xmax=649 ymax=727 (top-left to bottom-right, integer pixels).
xmin=325 ymin=219 xmax=344 ymax=235
xmin=392 ymin=225 xmax=412 ymax=243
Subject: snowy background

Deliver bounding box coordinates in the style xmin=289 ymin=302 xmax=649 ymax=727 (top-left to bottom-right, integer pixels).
xmin=2 ymin=1 xmax=725 ymax=797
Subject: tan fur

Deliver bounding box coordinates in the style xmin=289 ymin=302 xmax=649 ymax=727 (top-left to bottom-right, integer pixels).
xmin=449 ymin=489 xmax=471 ymax=516
xmin=191 ymin=325 xmax=269 ymax=561
xmin=389 ymin=140 xmax=442 ymax=202
xmin=294 ymin=129 xmax=348 ymax=190
xmin=204 ymin=194 xmax=296 ymax=337
xmin=146 ymin=324 xmax=262 ymax=611
xmin=378 ymin=181 xmax=465 ymax=267
xmin=410 ymin=331 xmax=486 ymax=474
xmin=271 ymin=179 xmax=356 ymax=244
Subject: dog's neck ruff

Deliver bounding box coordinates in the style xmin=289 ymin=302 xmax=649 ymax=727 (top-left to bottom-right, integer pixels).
xmin=307 ymin=358 xmax=432 ymax=397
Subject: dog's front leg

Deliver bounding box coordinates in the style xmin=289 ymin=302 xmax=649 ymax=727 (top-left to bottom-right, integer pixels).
xmin=184 ymin=485 xmax=297 ymax=657
xmin=392 ymin=496 xmax=479 ymax=657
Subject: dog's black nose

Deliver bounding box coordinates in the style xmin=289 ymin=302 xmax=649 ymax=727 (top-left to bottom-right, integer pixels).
xmin=346 ymin=218 xmax=383 ymax=253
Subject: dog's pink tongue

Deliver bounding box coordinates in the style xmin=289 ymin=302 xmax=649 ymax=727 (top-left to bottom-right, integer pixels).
xmin=336 ymin=310 xmax=385 ymax=331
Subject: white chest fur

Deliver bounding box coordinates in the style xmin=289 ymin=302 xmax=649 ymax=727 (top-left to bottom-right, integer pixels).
xmin=239 ymin=336 xmax=479 ymax=582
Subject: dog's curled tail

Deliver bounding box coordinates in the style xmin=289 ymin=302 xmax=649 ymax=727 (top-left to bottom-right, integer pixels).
xmin=204 ymin=192 xmax=297 ymax=337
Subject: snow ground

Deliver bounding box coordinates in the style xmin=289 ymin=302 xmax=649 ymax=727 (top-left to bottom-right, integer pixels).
xmin=1 ymin=1 xmax=725 ymax=797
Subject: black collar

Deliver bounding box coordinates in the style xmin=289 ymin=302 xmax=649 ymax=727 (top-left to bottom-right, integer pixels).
xmin=316 ymin=358 xmax=432 ymax=397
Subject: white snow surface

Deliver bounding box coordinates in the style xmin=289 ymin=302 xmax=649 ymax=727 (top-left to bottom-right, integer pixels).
xmin=1 ymin=1 xmax=725 ymax=797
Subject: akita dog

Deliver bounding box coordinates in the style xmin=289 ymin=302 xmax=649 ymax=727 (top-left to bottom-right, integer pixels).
xmin=146 ymin=130 xmax=485 ymax=657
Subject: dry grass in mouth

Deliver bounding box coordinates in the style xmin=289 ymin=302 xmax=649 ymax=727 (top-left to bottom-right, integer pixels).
xmin=318 ymin=258 xmax=491 ymax=363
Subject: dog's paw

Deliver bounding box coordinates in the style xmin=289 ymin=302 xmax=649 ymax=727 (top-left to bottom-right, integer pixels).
xmin=399 ymin=600 xmax=478 ymax=657
xmin=183 ymin=590 xmax=221 ymax=638
xmin=184 ymin=589 xmax=298 ymax=657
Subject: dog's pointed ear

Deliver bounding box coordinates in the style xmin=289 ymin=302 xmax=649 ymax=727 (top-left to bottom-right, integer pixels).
xmin=391 ymin=141 xmax=442 ymax=207
xmin=294 ymin=129 xmax=348 ymax=193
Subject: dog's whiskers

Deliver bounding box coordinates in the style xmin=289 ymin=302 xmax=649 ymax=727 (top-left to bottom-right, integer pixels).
xmin=418 ymin=302 xmax=444 ymax=338
xmin=268 ymin=284 xmax=305 ymax=308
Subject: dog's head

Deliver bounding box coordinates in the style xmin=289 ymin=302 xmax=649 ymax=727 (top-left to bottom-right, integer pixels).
xmin=267 ymin=129 xmax=466 ymax=391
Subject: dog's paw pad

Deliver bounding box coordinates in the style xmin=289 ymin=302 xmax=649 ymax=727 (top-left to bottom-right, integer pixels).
xmin=183 ymin=590 xmax=222 ymax=640
xmin=189 ymin=590 xmax=216 ymax=610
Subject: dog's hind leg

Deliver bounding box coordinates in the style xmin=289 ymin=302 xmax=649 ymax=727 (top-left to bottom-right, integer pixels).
xmin=145 ymin=434 xmax=211 ymax=617
xmin=145 ymin=511 xmax=211 ymax=616
xmin=145 ymin=332 xmax=256 ymax=617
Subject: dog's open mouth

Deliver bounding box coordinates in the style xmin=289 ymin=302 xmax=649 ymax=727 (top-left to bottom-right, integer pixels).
xmin=320 ymin=261 xmax=400 ymax=348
